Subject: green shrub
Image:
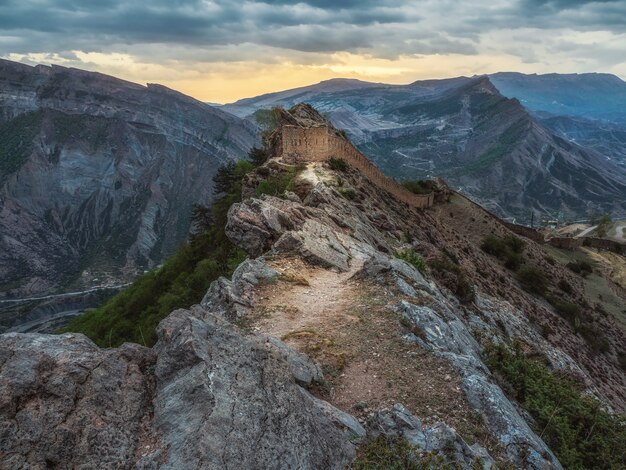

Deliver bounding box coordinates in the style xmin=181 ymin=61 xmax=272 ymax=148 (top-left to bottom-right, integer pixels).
xmin=592 ymin=214 xmax=612 ymax=237
xmin=516 ymin=266 xmax=549 ymax=296
xmin=328 ymin=157 xmax=348 ymax=172
xmin=485 ymin=343 xmax=626 ymax=469
xmin=340 ymin=188 xmax=356 ymax=200
xmin=578 ymin=325 xmax=611 ymax=354
xmin=429 ymin=255 xmax=475 ymax=304
xmin=547 ymin=298 xmax=610 ymax=353
xmin=557 ymin=279 xmax=573 ymax=294
xmin=395 ymin=249 xmax=426 ymax=273
xmin=248 ymin=146 xmax=270 ymax=165
xmin=566 ymin=260 xmax=593 ymax=277
xmin=402 ymin=180 xmax=431 ymax=195
xmin=480 ymin=235 xmax=526 ymax=270
xmin=548 ymin=297 xmax=581 ymax=324
xmin=65 ymin=160 xmax=255 ymax=347
xmin=353 ymin=436 xmax=447 ymax=470
xmin=255 ymin=164 xmax=303 ymax=197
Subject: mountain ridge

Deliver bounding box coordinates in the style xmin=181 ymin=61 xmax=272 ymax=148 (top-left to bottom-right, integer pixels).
xmin=0 ymin=59 xmax=258 ymax=303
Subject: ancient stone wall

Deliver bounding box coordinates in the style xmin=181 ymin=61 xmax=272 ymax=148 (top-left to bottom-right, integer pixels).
xmin=502 ymin=222 xmax=545 ymax=244
xmin=548 ymin=237 xmax=583 ymax=250
xmin=280 ymin=125 xmax=434 ymax=209
xmin=583 ymin=237 xmax=626 ymax=255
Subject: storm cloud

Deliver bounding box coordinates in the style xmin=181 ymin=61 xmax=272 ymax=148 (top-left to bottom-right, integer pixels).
xmin=1 ymin=0 xmax=624 ymax=101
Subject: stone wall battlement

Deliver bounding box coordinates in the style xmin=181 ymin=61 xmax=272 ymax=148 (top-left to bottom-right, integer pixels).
xmin=279 ymin=125 xmax=434 ymax=209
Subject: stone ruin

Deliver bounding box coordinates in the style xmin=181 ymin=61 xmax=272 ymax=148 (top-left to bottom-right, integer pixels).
xmin=270 ymin=104 xmax=443 ymax=209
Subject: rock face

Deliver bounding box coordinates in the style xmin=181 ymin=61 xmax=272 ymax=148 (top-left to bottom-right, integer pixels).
xmin=0 ymin=333 xmax=158 ymax=468
xmin=153 ymin=307 xmax=359 ymax=469
xmin=0 ymin=59 xmax=258 ymax=299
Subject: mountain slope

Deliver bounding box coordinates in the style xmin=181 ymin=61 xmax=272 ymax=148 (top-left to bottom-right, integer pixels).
xmin=224 ymin=76 xmax=626 ymax=222
xmin=490 ymin=72 xmax=626 ymax=124
xmin=0 ymin=59 xmax=258 ymax=298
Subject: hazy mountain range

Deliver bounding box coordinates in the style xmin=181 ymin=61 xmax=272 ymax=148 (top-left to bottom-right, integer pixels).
xmin=224 ymin=73 xmax=626 ymax=221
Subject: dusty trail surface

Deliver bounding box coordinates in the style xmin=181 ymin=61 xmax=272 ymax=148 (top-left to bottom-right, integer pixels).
xmin=244 ymin=256 xmax=492 ymax=447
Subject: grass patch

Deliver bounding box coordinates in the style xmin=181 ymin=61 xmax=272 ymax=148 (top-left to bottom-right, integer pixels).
xmin=481 ymin=235 xmax=525 ymax=270
xmin=65 ymin=159 xmax=256 ymax=347
xmin=485 ymin=342 xmax=626 ymax=470
xmin=328 ymin=157 xmax=349 ymax=172
xmin=352 ymin=435 xmax=480 ymax=470
xmin=280 ymin=272 xmax=310 ymax=286
xmin=395 ymin=249 xmax=426 ymax=273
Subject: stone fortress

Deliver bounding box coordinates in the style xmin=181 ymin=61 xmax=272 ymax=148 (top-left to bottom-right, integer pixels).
xmin=271 ymin=104 xmax=437 ymax=209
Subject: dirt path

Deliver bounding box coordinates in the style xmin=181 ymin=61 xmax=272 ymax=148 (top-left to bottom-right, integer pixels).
xmin=249 ymin=258 xmax=360 ymax=340
xmin=244 ymin=256 xmax=493 ymax=448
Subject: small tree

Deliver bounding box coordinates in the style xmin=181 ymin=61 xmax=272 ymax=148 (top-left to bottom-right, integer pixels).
xmin=212 ymin=162 xmax=239 ymax=195
xmin=190 ymin=204 xmax=214 ymax=234
xmin=248 ymin=146 xmax=269 ymax=166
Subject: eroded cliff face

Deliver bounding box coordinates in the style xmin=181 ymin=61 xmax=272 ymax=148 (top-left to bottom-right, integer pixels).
xmin=0 ymin=59 xmax=258 ymax=298
xmin=1 ymin=108 xmax=624 ymax=468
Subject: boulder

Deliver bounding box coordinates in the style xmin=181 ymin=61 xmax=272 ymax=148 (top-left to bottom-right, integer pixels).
xmin=0 ymin=333 xmax=159 ymax=469
xmin=368 ymin=404 xmax=496 ymax=469
xmin=153 ymin=307 xmax=359 ymax=469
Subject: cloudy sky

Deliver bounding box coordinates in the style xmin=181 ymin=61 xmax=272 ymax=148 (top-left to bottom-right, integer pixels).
xmin=1 ymin=0 xmax=625 ymax=102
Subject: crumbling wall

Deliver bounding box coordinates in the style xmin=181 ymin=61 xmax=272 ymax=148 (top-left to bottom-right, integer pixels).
xmin=280 ymin=125 xmax=434 ymax=209
xmin=502 ymin=222 xmax=545 ymax=244
xmin=548 ymin=237 xmax=583 ymax=250
xmin=583 ymin=237 xmax=626 ymax=255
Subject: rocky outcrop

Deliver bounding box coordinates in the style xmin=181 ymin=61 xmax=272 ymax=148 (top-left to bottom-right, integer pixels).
xmin=361 ymin=257 xmax=563 ymax=469
xmin=0 ymin=264 xmax=362 ymax=469
xmin=368 ymin=404 xmax=495 ymax=469
xmin=0 ymin=333 xmax=158 ymax=468
xmin=222 ymin=161 xmax=567 ymax=468
xmin=152 ymin=307 xmax=360 ymax=469
xmin=200 ymin=258 xmax=279 ymax=321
